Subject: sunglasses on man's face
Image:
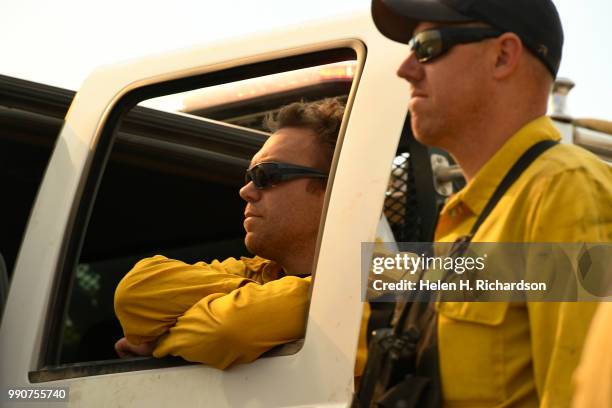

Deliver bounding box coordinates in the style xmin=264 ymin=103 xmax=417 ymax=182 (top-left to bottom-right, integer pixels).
xmin=409 ymin=26 xmax=503 ymax=63
xmin=245 ymin=161 xmax=328 ymax=190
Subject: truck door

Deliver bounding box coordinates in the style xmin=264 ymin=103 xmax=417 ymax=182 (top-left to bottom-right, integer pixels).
xmin=0 ymin=12 xmax=417 ymax=407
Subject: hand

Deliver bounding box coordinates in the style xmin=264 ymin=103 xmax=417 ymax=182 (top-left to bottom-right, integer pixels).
xmin=115 ymin=337 xmax=157 ymax=358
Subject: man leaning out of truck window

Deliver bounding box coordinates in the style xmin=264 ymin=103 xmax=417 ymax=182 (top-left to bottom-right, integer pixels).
xmin=114 ymin=98 xmax=369 ymax=372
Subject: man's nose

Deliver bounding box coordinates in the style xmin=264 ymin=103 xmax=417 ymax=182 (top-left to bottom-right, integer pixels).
xmin=397 ymin=51 xmax=424 ymax=83
xmin=239 ymin=181 xmax=261 ymax=202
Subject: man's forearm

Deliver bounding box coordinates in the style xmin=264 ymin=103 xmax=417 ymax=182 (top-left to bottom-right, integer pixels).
xmin=115 ymin=255 xmax=255 ymax=343
xmin=153 ymin=276 xmax=311 ymax=369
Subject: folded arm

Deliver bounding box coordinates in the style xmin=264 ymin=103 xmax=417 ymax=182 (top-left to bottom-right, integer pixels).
xmin=114 ymin=255 xmax=259 ymax=344
xmin=153 ymin=276 xmax=311 ymax=369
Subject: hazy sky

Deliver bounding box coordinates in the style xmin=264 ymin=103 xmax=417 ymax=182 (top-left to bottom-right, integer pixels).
xmin=1 ymin=0 xmax=610 ymax=119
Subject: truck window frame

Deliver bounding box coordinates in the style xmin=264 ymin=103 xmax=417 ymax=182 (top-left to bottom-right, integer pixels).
xmin=29 ymin=46 xmax=363 ymax=382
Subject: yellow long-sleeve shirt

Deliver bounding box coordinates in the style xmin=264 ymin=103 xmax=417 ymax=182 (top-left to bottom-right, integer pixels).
xmin=114 ymin=255 xmax=311 ymax=369
xmin=115 ymin=254 xmax=370 ymax=372
xmin=434 ymin=117 xmax=612 ymax=407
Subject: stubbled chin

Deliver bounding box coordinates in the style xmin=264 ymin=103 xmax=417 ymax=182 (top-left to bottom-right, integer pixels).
xmin=411 ymin=116 xmax=435 ymax=145
xmin=244 ymin=233 xmax=258 ymax=254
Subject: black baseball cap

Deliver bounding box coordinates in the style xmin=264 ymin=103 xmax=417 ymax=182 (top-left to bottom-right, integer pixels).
xmin=372 ymin=0 xmax=563 ymax=77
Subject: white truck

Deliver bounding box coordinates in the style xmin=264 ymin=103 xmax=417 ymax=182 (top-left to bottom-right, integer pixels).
xmin=1 ymin=12 xmax=610 ymax=408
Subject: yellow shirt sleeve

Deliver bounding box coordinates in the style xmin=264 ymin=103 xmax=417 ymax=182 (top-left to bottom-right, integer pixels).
xmin=572 ymin=302 xmax=612 ymax=408
xmin=524 ymin=166 xmax=610 ymax=407
xmin=153 ymin=276 xmax=311 ymax=369
xmin=114 ymin=255 xmax=263 ymax=344
xmin=526 ymin=165 xmax=612 ymax=243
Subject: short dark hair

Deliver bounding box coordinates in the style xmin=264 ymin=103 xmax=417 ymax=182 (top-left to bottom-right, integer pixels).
xmin=264 ymin=98 xmax=345 ymax=174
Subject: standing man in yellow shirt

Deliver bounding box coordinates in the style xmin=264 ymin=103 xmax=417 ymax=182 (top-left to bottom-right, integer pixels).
xmin=371 ymin=0 xmax=612 ymax=406
xmin=113 ymin=99 xmax=345 ymax=369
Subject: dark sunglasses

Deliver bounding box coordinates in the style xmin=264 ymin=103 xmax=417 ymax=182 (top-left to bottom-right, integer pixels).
xmin=409 ymin=27 xmax=503 ymax=63
xmin=245 ymin=161 xmax=328 ymax=189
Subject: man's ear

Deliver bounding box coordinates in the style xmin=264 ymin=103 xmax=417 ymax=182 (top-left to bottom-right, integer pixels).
xmin=492 ymin=32 xmax=523 ymax=79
